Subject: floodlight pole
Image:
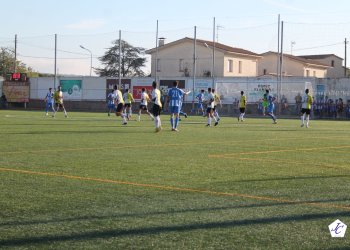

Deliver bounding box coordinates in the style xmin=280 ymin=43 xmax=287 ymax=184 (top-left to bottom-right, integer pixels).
xmin=119 ymin=30 xmax=122 ymax=89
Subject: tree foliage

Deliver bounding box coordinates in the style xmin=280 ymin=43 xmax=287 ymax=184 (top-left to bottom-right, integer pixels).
xmin=0 ymin=47 xmax=38 ymax=78
xmin=95 ymin=40 xmax=146 ymax=77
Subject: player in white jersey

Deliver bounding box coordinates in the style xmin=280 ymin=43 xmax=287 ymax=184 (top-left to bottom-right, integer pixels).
xmin=151 ymin=81 xmax=162 ymax=132
xmin=113 ymin=85 xmax=127 ymax=125
xmin=138 ymin=88 xmax=154 ymax=121
xmin=205 ymin=88 xmax=218 ymax=127
xmin=300 ymin=88 xmax=313 ymax=128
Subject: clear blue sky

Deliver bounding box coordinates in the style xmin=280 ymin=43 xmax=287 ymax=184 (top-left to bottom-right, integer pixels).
xmin=1 ymin=0 xmax=350 ymax=75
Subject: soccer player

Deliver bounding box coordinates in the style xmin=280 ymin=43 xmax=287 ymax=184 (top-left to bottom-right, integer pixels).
xmin=123 ymin=89 xmax=134 ymax=120
xmin=212 ymin=88 xmax=221 ymax=121
xmin=166 ymin=81 xmax=190 ymax=131
xmin=138 ymin=88 xmax=154 ymax=121
xmin=113 ymin=85 xmax=127 ymax=125
xmin=151 ymin=81 xmax=162 ymax=132
xmin=262 ymin=93 xmax=268 ymax=115
xmin=300 ymin=88 xmax=313 ymax=128
xmin=196 ymin=89 xmax=205 ymax=116
xmin=238 ymin=91 xmax=246 ymax=122
xmin=53 ymin=86 xmax=68 ymax=118
xmin=44 ymin=87 xmax=55 ymax=116
xmin=107 ymin=90 xmax=115 ymax=116
xmin=205 ymin=88 xmax=219 ymax=127
xmin=265 ymin=89 xmax=277 ymax=124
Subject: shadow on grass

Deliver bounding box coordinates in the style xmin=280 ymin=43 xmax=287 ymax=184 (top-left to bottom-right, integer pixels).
xmin=1 ymin=197 xmax=349 ymax=228
xmin=0 ymin=211 xmax=349 ymax=247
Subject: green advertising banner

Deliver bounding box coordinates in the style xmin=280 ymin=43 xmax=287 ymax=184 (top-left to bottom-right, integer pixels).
xmin=59 ymin=80 xmax=82 ymax=99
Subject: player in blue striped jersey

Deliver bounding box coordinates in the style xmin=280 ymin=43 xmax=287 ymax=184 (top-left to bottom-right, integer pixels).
xmin=196 ymin=90 xmax=205 ymax=116
xmin=44 ymin=87 xmax=55 ymax=116
xmin=166 ymin=81 xmax=190 ymax=131
xmin=266 ymin=89 xmax=277 ymax=124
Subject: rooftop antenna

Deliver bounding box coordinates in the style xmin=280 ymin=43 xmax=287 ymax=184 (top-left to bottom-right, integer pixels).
xmin=216 ymin=25 xmax=224 ymax=43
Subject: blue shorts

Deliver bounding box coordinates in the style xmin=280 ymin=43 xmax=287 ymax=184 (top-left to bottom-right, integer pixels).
xmin=169 ymin=106 xmax=180 ymax=114
xmin=46 ymin=102 xmax=53 ymax=109
xmin=267 ymin=104 xmax=274 ymax=113
xmin=197 ymin=103 xmax=203 ymax=109
xmin=108 ymin=104 xmax=116 ymax=110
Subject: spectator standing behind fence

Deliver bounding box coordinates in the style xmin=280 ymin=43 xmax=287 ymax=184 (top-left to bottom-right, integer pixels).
xmin=1 ymin=93 xmax=8 ymax=109
xmin=295 ymin=93 xmax=302 ymax=115
xmin=281 ymin=95 xmax=288 ymax=111
xmin=337 ymin=98 xmax=344 ymax=118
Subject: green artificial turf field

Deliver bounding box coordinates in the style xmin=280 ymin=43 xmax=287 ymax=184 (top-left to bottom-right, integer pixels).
xmin=0 ymin=110 xmax=349 ymax=249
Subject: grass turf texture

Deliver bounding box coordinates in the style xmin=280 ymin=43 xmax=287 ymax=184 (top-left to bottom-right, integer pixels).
xmin=0 ymin=110 xmax=349 ymax=249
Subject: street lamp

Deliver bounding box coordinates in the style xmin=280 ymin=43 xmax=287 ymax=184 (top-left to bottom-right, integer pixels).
xmin=79 ymin=45 xmax=92 ymax=76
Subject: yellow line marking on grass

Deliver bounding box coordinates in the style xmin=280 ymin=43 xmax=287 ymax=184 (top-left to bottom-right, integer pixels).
xmin=209 ymin=145 xmax=350 ymax=158
xmin=1 ymin=135 xmax=348 ymax=155
xmin=0 ymin=167 xmax=349 ymax=212
xmin=231 ymin=157 xmax=349 ymax=171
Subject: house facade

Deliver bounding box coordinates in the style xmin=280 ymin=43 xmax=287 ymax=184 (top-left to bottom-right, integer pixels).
xmin=299 ymin=54 xmax=344 ymax=78
xmin=146 ymin=37 xmax=261 ymax=78
xmin=258 ymin=52 xmax=329 ymax=78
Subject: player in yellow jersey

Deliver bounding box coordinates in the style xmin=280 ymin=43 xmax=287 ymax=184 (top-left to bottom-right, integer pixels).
xmin=53 ymin=86 xmax=68 ymax=118
xmin=238 ymin=91 xmax=246 ymax=122
xmin=151 ymin=81 xmax=162 ymax=132
xmin=212 ymin=89 xmax=222 ymax=122
xmin=123 ymin=89 xmax=134 ymax=120
xmin=300 ymin=88 xmax=313 ymax=128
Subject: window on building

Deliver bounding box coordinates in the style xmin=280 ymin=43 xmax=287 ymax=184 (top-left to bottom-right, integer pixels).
xmin=306 ymin=70 xmax=310 ymax=77
xmin=157 ymin=59 xmax=161 ymax=72
xmin=263 ymin=69 xmax=267 ymax=75
xmin=228 ymin=59 xmax=233 ymax=72
xmin=331 ymin=60 xmax=335 ymax=67
xmin=238 ymin=61 xmax=242 ymax=74
xmin=179 ymin=59 xmax=184 ymax=72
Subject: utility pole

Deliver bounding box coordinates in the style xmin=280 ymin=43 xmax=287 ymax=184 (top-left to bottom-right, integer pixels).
xmin=54 ymin=34 xmax=57 ymax=89
xmin=345 ymin=38 xmax=348 ymax=77
xmin=14 ymin=34 xmax=17 ymax=72
xmin=212 ymin=17 xmax=216 ymax=87
xmin=155 ymin=20 xmax=159 ymax=85
xmin=192 ymin=26 xmax=197 ymax=111
xmin=277 ymin=14 xmax=280 ymax=86
xmin=118 ymin=30 xmax=122 ymax=89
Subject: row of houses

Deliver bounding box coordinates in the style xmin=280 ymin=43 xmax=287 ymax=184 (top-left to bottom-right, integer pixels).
xmin=146 ymin=37 xmax=345 ymax=79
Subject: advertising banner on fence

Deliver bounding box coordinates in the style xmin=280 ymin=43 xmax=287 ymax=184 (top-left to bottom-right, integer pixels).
xmin=59 ymin=80 xmax=82 ymax=99
xmin=3 ymin=81 xmax=30 ymax=102
xmin=106 ymin=79 xmax=131 ymax=100
xmin=185 ymin=79 xmax=212 ymax=103
xmin=133 ymin=86 xmax=153 ymax=100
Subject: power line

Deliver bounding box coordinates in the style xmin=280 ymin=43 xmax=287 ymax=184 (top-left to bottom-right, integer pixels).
xmin=293 ymin=42 xmax=343 ymax=52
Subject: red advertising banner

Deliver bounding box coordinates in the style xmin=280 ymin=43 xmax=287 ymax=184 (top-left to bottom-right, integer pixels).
xmin=133 ymin=86 xmax=153 ymax=100
xmin=3 ymin=81 xmax=30 ymax=102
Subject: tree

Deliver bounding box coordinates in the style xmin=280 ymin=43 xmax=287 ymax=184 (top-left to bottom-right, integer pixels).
xmin=95 ymin=40 xmax=146 ymax=77
xmin=0 ymin=47 xmax=38 ymax=78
